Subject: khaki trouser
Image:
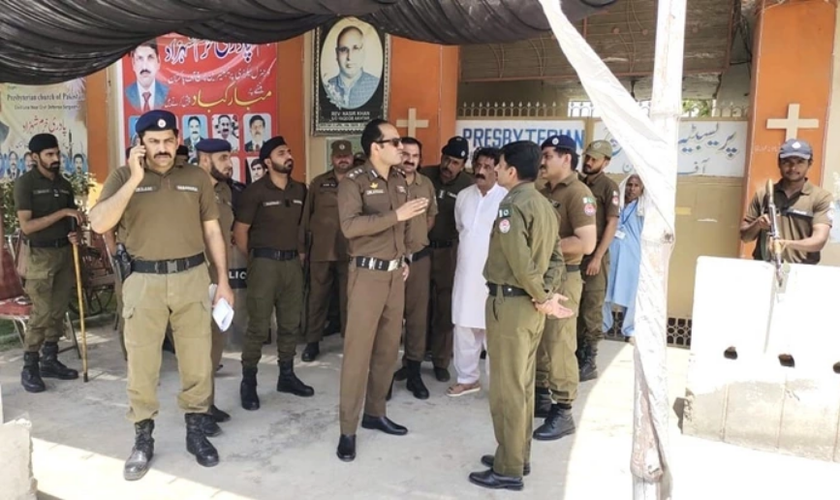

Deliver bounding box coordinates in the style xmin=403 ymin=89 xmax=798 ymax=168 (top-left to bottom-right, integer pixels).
xmin=241 ymin=257 xmax=303 ymax=368
xmin=24 ymin=246 xmax=74 ymax=353
xmin=403 ymin=253 xmax=431 ymax=362
xmin=429 ymin=246 xmax=457 ymax=368
xmin=486 ymin=292 xmax=544 ymax=478
xmin=339 ymin=263 xmax=405 ymax=435
xmin=304 ymin=260 xmax=349 ymax=342
xmin=123 ymin=265 xmax=212 ymax=423
xmin=577 ymin=253 xmax=610 ymax=348
xmin=536 ymin=270 xmax=583 ymax=404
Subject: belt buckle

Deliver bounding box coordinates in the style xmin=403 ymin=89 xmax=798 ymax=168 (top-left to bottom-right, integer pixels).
xmin=388 ymin=259 xmax=399 ymax=272
xmin=166 ymin=260 xmax=178 ymax=274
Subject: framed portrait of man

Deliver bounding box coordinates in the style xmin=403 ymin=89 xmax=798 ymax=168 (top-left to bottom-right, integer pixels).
xmin=313 ymin=17 xmax=389 ymax=135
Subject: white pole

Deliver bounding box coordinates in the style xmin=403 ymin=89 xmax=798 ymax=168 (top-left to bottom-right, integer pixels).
xmin=632 ymin=0 xmax=684 ymax=497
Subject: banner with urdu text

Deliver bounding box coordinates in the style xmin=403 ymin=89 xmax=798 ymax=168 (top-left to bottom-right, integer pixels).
xmin=120 ymin=35 xmax=277 ymax=184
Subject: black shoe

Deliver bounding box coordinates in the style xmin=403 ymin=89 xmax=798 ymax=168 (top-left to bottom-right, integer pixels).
xmin=337 ymin=434 xmax=356 ymax=462
xmin=480 ymin=350 xmax=487 ymax=360
xmin=240 ymin=367 xmax=260 ymax=411
xmin=301 ymin=342 xmax=320 ymax=362
xmin=124 ymin=419 xmax=154 ymax=481
xmin=393 ymin=365 xmax=408 ymax=382
xmin=533 ymin=404 xmax=576 ymax=441
xmin=185 ymin=414 xmax=220 ymax=467
xmin=480 ymin=454 xmax=530 ymax=476
xmin=433 ymin=366 xmax=450 ymax=382
xmin=21 ymin=351 xmax=46 ymax=393
xmin=361 ymin=414 xmax=408 ymax=436
xmin=276 ymin=360 xmax=315 ymax=397
xmin=468 ymin=469 xmax=524 ymax=491
xmin=201 ymin=414 xmax=222 ymax=437
xmin=40 ymin=342 xmax=78 ymax=380
xmin=209 ymin=405 xmax=231 ymax=423
xmin=579 ymin=344 xmax=599 ymax=382
xmin=535 ymin=387 xmax=552 ymax=418
xmin=406 ymin=360 xmax=429 ymax=400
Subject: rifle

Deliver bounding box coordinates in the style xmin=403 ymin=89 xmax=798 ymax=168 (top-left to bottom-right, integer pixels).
xmin=765 ymin=179 xmax=785 ymax=287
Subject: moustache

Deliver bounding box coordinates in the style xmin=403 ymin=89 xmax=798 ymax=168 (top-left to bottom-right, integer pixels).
xmin=475 ymin=174 xmax=486 ymax=180
xmin=402 ymin=161 xmax=416 ymax=168
xmin=48 ymin=162 xmax=61 ymax=170
xmin=140 ymin=70 xmax=151 ymax=75
xmin=154 ymin=153 xmax=171 ymax=159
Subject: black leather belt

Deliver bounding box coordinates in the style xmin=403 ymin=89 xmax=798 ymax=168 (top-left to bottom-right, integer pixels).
xmin=487 ymin=283 xmax=529 ymax=297
xmin=411 ymin=247 xmax=431 ymax=262
xmin=131 ymin=253 xmax=205 ymax=274
xmin=429 ymin=240 xmax=456 ymax=249
xmin=355 ymin=256 xmax=402 ymax=272
xmin=252 ymin=248 xmax=298 ymax=261
xmin=29 ymin=238 xmax=70 ymax=248
xmin=566 ymin=265 xmax=580 ymax=272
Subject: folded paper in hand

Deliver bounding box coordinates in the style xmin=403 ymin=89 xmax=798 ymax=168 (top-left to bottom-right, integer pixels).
xmin=208 ymin=284 xmax=234 ymax=331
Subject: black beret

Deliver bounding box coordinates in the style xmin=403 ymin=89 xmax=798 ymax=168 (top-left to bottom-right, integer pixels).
xmin=195 ymin=138 xmax=232 ymax=154
xmin=29 ymin=133 xmax=59 ymax=154
xmin=442 ymin=136 xmax=469 ymax=160
xmin=259 ymin=136 xmax=287 ymax=161
xmin=135 ymin=110 xmax=178 ymax=135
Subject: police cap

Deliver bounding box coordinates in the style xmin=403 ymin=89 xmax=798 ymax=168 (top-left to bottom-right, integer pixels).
xmin=135 ymin=110 xmax=178 ymax=136
xmin=29 ymin=133 xmax=59 ymax=154
xmin=195 ymin=138 xmax=232 ymax=154
xmin=541 ymin=135 xmax=577 ymax=151
xmin=260 ymin=136 xmax=288 ymax=161
xmin=442 ymin=136 xmax=469 ymax=160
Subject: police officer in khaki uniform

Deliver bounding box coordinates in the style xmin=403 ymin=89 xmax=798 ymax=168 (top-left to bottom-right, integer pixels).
xmin=300 ymin=140 xmax=353 ymax=362
xmin=532 ymin=135 xmax=597 ymax=441
xmin=195 ymin=138 xmax=236 ymax=425
xmin=336 ymin=119 xmax=429 ymax=462
xmin=577 ymin=140 xmax=620 ymax=381
xmin=419 ymin=136 xmax=474 ymax=381
xmin=90 ymin=110 xmax=234 ymax=480
xmin=468 ymin=140 xmax=570 ymax=491
xmin=741 ymin=138 xmax=834 ymax=263
xmin=234 ymin=136 xmax=313 ymax=411
xmin=391 ymin=137 xmax=438 ymax=399
xmin=15 ymin=133 xmax=81 ymax=393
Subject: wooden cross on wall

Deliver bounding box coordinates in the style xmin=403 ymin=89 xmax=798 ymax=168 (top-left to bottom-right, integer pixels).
xmin=396 ymin=108 xmax=430 ymax=137
xmin=766 ymin=103 xmax=819 ymax=140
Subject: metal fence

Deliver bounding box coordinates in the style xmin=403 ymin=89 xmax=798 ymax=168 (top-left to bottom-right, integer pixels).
xmin=458 ymin=100 xmax=750 ymax=120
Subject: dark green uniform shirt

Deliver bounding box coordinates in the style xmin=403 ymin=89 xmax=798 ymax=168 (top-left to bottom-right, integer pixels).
xmin=745 ymin=180 xmax=834 ymax=264
xmin=406 ymin=172 xmax=438 ymax=253
xmin=540 ymin=173 xmax=597 ymax=266
xmin=419 ymin=166 xmax=474 ymax=243
xmin=14 ymin=168 xmax=76 ymax=243
xmin=236 ymin=175 xmax=307 ymax=252
xmin=299 ymin=170 xmax=348 ymax=262
xmin=484 ymin=182 xmax=564 ymax=304
xmin=583 ymin=171 xmax=620 ymax=244
xmin=99 ymin=163 xmax=219 ymax=261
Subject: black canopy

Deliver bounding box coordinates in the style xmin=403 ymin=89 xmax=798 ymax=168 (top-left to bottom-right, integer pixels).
xmin=0 ymin=0 xmax=613 ymax=85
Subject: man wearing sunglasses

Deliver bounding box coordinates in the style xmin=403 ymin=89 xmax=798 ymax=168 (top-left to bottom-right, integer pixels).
xmin=336 ymin=119 xmax=430 ymax=462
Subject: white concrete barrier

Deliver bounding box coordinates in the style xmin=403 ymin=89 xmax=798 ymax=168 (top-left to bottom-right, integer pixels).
xmin=0 ymin=418 xmax=37 ymax=500
xmin=683 ymin=256 xmax=840 ymax=462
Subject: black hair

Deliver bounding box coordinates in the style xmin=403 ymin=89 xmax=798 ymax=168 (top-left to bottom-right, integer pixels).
xmin=552 ymin=147 xmax=579 ymax=171
xmin=401 ymin=136 xmax=422 ymax=153
xmin=73 ymin=153 xmax=84 ymax=162
xmin=177 ymin=145 xmax=189 ymax=156
xmin=131 ymin=40 xmax=159 ymax=57
xmin=188 ymin=116 xmax=201 ymax=126
xmin=249 ymin=115 xmax=265 ymax=128
xmin=361 ymin=119 xmax=388 ymax=157
xmin=501 ymin=141 xmax=541 ymax=182
xmin=473 ymin=147 xmax=500 ymax=165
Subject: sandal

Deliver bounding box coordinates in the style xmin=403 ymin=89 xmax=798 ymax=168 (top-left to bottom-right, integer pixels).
xmin=447 ymin=382 xmax=481 ymax=397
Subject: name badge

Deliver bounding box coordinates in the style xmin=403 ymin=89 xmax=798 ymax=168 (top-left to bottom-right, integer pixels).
xmin=263 ymin=201 xmax=281 ymax=207
xmin=176 ymin=185 xmax=199 ymax=193
xmin=397 ymin=186 xmax=406 ymax=194
xmin=320 ymin=182 xmax=337 ymax=189
xmin=135 ymin=186 xmax=155 ymax=193
xmin=615 ymin=230 xmax=626 ymax=240
xmin=292 ymin=199 xmax=303 ymax=205
xmin=365 ymin=189 xmax=385 ymax=196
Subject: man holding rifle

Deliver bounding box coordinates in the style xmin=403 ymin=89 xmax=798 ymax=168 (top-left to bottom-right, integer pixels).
xmin=741 ymin=138 xmax=834 ymax=264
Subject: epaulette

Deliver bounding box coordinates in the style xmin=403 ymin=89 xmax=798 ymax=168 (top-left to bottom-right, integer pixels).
xmin=347 ymin=167 xmax=365 ymax=180
xmin=394 ymin=167 xmax=406 ymax=178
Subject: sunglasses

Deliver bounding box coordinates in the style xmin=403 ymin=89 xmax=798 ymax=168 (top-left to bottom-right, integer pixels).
xmin=376 ymin=138 xmax=402 ymax=148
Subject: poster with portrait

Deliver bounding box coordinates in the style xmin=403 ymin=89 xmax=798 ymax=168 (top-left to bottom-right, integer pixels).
xmin=119 ymin=34 xmax=278 ymax=184
xmin=0 ymin=79 xmax=88 ymax=181
xmin=313 ymin=17 xmax=389 ymax=135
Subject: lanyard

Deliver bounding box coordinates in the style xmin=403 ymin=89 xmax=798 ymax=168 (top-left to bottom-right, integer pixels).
xmin=620 ymin=201 xmax=637 ymax=226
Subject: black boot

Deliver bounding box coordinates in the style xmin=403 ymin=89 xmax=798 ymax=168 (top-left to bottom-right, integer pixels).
xmin=276 ymin=360 xmax=314 ymax=397
xmin=124 ymin=419 xmax=154 ymax=481
xmin=240 ymin=367 xmax=260 ymax=411
xmin=301 ymin=342 xmax=320 ymax=362
xmin=185 ymin=413 xmax=219 ymax=467
xmin=40 ymin=342 xmax=78 ymax=380
xmin=209 ymin=405 xmax=231 ymax=423
xmin=579 ymin=344 xmax=599 ymax=382
xmin=21 ymin=352 xmax=46 ymax=393
xmin=533 ymin=404 xmax=576 ymax=441
xmin=393 ymin=365 xmax=408 ymax=382
xmin=534 ymin=387 xmax=552 ymax=418
xmin=406 ymin=360 xmax=429 ymax=400
xmin=201 ymin=414 xmax=222 ymax=437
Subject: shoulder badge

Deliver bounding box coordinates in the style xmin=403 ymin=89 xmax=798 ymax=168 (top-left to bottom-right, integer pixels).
xmin=498 ymin=218 xmax=511 ymax=233
xmin=347 ymin=167 xmax=364 ymax=180
xmin=611 ymin=190 xmax=619 ymax=206
xmin=498 ymin=207 xmax=511 ymax=219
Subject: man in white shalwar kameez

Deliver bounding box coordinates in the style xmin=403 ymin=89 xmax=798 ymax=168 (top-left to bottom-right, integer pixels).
xmin=449 ymin=148 xmax=508 ymax=396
